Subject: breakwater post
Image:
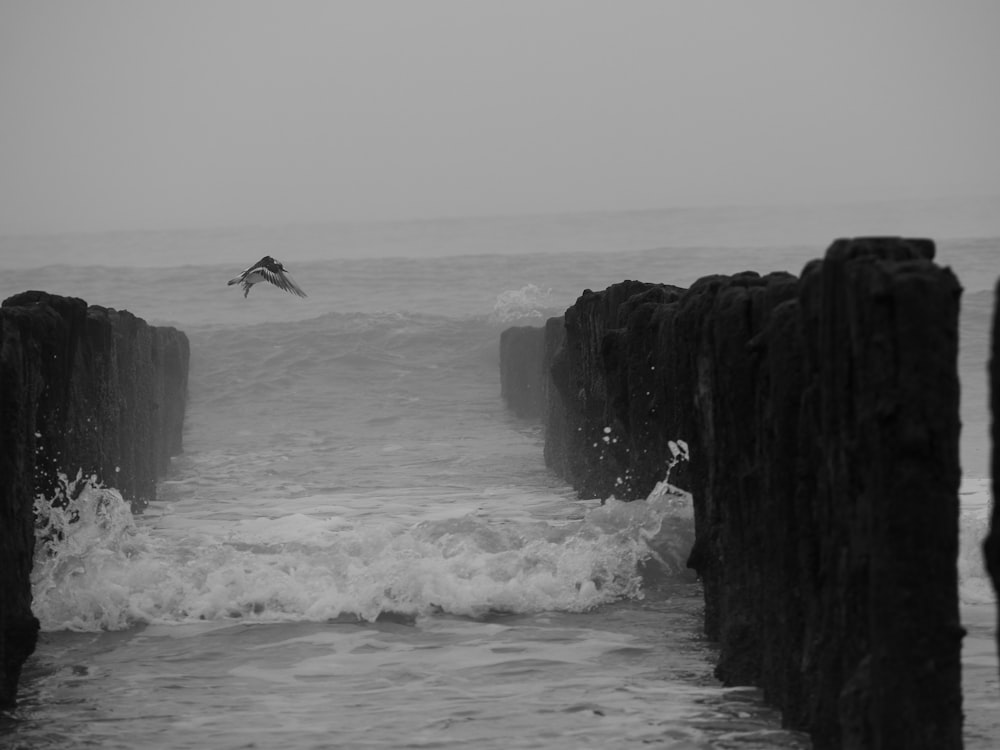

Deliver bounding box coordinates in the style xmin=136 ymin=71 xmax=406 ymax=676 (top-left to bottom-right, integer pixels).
xmin=500 ymin=239 xmax=964 ymax=748
xmin=0 ymin=291 xmax=190 ymax=708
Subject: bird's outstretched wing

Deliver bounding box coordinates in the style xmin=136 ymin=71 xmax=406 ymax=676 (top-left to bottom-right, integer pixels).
xmin=260 ymin=265 xmax=308 ymax=297
xmin=227 ymin=258 xmax=260 ymax=285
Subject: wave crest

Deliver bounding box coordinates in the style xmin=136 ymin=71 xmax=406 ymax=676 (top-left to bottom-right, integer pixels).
xmin=32 ymin=479 xmax=694 ymax=631
xmin=490 ymin=284 xmax=555 ymax=324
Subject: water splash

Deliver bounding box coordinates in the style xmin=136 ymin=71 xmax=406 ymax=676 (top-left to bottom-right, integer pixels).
xmin=31 ymin=479 xmax=695 ymax=632
xmin=33 ymin=474 xmax=153 ymax=630
xmin=489 ymin=283 xmax=554 ymax=323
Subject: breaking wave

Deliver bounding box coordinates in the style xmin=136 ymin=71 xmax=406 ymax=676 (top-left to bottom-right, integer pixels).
xmin=32 ymin=475 xmax=694 ymax=632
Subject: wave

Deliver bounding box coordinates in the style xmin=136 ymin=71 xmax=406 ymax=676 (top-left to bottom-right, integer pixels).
xmin=31 ymin=475 xmax=695 ymax=632
xmin=31 ymin=471 xmax=993 ymax=632
xmin=184 ymin=304 xmax=560 ymax=420
xmin=489 ymin=283 xmax=557 ymax=324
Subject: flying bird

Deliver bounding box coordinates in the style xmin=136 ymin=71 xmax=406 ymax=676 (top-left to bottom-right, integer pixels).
xmin=228 ymin=256 xmax=307 ymax=298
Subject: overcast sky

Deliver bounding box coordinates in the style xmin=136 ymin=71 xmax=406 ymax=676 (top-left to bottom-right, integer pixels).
xmin=1 ymin=0 xmax=998 ymax=234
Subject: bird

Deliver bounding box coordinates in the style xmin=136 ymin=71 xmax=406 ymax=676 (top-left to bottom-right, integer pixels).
xmin=227 ymin=256 xmax=307 ymax=298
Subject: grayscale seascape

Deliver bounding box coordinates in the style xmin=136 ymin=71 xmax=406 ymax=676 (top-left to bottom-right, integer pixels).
xmin=2 ymin=2 xmax=998 ymax=747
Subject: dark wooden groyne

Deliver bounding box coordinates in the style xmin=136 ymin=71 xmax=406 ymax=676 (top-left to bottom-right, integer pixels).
xmin=499 ymin=238 xmax=965 ymax=749
xmin=0 ymin=291 xmax=190 ymax=708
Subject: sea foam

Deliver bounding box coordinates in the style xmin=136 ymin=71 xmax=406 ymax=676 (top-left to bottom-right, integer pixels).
xmin=32 ymin=475 xmax=694 ymax=632
xmin=489 ymin=283 xmax=555 ymax=323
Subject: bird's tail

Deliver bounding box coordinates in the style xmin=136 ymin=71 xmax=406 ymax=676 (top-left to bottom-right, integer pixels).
xmin=227 ymin=277 xmax=241 ymax=286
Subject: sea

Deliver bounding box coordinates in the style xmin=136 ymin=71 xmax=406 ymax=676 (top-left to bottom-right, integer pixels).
xmin=0 ymin=201 xmax=997 ymax=749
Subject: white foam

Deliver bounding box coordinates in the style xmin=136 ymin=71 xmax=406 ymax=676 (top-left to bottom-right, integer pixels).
xmin=489 ymin=283 xmax=554 ymax=323
xmin=36 ymin=470 xmax=987 ymax=630
xmin=32 ymin=476 xmax=695 ymax=632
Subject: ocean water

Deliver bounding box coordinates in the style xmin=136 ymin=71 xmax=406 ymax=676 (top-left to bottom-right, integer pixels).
xmin=0 ymin=207 xmax=996 ymax=748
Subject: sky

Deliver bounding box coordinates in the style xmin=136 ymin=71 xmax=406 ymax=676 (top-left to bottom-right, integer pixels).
xmin=1 ymin=0 xmax=999 ymax=235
